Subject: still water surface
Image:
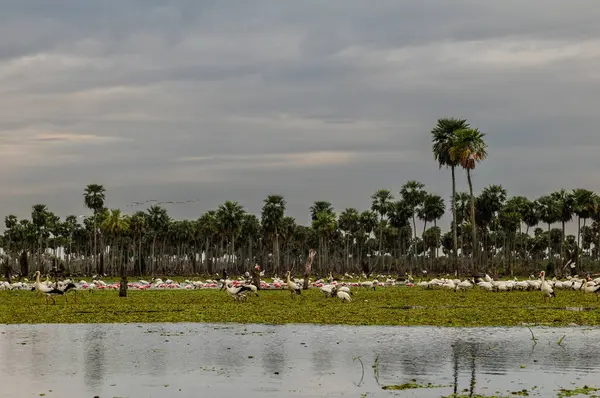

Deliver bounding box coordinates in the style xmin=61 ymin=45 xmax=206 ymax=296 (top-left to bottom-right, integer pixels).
xmin=1 ymin=323 xmax=599 ymax=397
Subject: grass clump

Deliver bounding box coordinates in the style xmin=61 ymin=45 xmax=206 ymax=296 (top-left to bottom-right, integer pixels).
xmin=1 ymin=288 xmax=599 ymax=325
xmin=558 ymin=385 xmax=600 ymax=397
xmin=382 ymin=381 xmax=446 ymax=390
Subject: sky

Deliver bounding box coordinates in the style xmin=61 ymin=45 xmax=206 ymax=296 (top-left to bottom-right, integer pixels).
xmin=1 ymin=0 xmax=600 ymax=231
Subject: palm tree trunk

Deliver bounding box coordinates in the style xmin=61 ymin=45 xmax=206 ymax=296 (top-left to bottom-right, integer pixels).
xmin=93 ymin=217 xmax=97 ymax=275
xmin=378 ymin=218 xmax=383 ymax=267
xmin=205 ymin=237 xmax=212 ymax=274
xmin=451 ymin=165 xmax=458 ymax=275
xmin=576 ymin=216 xmax=581 ymax=271
xmin=547 ymin=223 xmax=551 ymax=262
xmin=151 ymin=235 xmax=157 ymax=278
xmin=561 ymin=221 xmax=566 ymax=269
xmin=466 ymin=169 xmax=477 ymax=273
xmin=119 ymin=237 xmax=128 ymax=297
xmin=345 ymin=234 xmax=349 ymax=272
xmin=412 ymin=215 xmax=417 ymax=243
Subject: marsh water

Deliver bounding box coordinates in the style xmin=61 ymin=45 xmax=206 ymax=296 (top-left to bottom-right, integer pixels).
xmin=1 ymin=324 xmax=599 ymax=397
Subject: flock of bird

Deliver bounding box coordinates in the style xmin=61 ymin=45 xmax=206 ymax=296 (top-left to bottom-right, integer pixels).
xmin=1 ymin=269 xmax=599 ymax=305
xmin=415 ymin=271 xmax=600 ymax=301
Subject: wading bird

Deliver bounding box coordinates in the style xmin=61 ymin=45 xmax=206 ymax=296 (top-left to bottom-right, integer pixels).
xmin=34 ymin=271 xmax=65 ymax=305
xmin=539 ymin=271 xmax=555 ymax=302
xmin=286 ymin=271 xmax=301 ymax=298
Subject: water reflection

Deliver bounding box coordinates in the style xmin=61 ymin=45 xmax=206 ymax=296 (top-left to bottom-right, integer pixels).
xmin=0 ymin=324 xmax=599 ymax=397
xmin=262 ymin=326 xmax=286 ymax=376
xmin=83 ymin=327 xmax=106 ymax=390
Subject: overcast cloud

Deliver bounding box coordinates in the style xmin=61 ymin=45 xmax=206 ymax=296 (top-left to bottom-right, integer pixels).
xmin=1 ymin=0 xmax=600 ymax=229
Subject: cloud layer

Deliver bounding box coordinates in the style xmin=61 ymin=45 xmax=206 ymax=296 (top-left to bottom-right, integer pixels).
xmin=1 ymin=0 xmax=600 ymax=229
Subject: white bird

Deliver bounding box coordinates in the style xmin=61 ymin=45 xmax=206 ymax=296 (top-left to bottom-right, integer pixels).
xmin=539 ymin=271 xmax=555 ymax=302
xmin=34 ymin=271 xmax=65 ymax=305
xmin=320 ymin=285 xmax=334 ymax=298
xmin=243 ymin=283 xmax=259 ymax=297
xmin=360 ymin=279 xmax=378 ymax=290
xmin=286 ymin=271 xmax=301 ymax=298
xmin=224 ymin=283 xmax=253 ymax=302
xmin=336 ymin=290 xmax=352 ymax=303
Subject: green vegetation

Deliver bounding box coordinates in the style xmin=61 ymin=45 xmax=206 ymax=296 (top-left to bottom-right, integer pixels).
xmin=557 ymin=385 xmax=600 ymax=397
xmin=1 ymin=288 xmax=599 ymax=325
xmin=382 ymin=381 xmax=447 ymax=390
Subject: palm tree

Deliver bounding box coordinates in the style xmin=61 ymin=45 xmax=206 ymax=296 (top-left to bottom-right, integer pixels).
xmin=101 ymin=209 xmax=130 ymax=296
xmin=536 ymin=195 xmax=559 ymax=263
xmin=146 ymin=205 xmax=170 ymax=278
xmin=551 ymin=189 xmax=574 ymax=266
xmin=310 ymin=201 xmax=334 ymax=221
xmin=418 ymin=193 xmax=445 ymax=233
xmin=216 ymin=201 xmax=245 ymax=266
xmin=572 ymin=189 xmax=597 ymax=258
xmin=62 ymin=215 xmax=80 ymax=270
xmin=357 ymin=210 xmax=378 ymax=274
xmin=197 ymin=211 xmax=218 ymax=274
xmin=261 ymin=195 xmax=286 ymax=273
xmin=31 ymin=204 xmax=54 ymax=271
xmin=522 ymin=199 xmax=539 ymax=236
xmin=311 ymin=211 xmax=337 ymax=271
xmin=4 ymin=215 xmax=19 ymax=276
xmin=450 ymin=127 xmax=488 ymax=272
xmin=388 ymin=200 xmax=412 ymax=261
xmin=83 ymin=184 xmax=106 ymax=274
xmin=431 ymin=117 xmax=470 ymax=271
xmin=400 ymin=181 xmax=426 ymax=240
xmin=418 ymin=194 xmax=445 ymax=261
xmin=338 ymin=208 xmax=360 ymax=270
xmin=241 ymin=214 xmax=261 ymax=270
xmin=371 ymin=189 xmax=394 ymax=265
xmin=129 ymin=211 xmax=147 ymax=275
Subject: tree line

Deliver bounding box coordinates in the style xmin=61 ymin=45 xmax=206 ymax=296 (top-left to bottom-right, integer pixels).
xmin=1 ymin=118 xmax=599 ymax=280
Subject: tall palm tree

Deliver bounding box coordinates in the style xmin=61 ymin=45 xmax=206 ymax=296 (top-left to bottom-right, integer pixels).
xmin=83 ymin=184 xmax=106 ymax=274
xmin=551 ymin=189 xmax=574 ymax=266
xmin=309 ymin=201 xmax=334 ymax=221
xmin=371 ymin=189 xmax=394 ymax=265
xmin=311 ymin=211 xmax=337 ymax=271
xmin=62 ymin=215 xmax=80 ymax=270
xmin=357 ymin=210 xmax=378 ymax=274
xmin=101 ymin=209 xmax=130 ymax=296
xmin=400 ymin=181 xmax=426 ymax=240
xmin=431 ymin=117 xmax=470 ymax=271
xmin=338 ymin=208 xmax=360 ymax=270
xmin=572 ymin=189 xmax=597 ymax=257
xmin=216 ymin=201 xmax=246 ymax=266
xmin=241 ymin=213 xmax=261 ymax=269
xmin=146 ymin=205 xmax=170 ymax=278
xmin=388 ymin=200 xmax=412 ymax=261
xmin=197 ymin=211 xmax=218 ymax=274
xmin=129 ymin=211 xmax=147 ymax=275
xmin=522 ymin=199 xmax=539 ymax=236
xmin=31 ymin=204 xmax=50 ymax=268
xmin=418 ymin=193 xmax=446 ymax=233
xmin=261 ymin=195 xmax=286 ymax=273
xmin=450 ymin=128 xmax=488 ymax=272
xmin=536 ymin=195 xmax=559 ymax=263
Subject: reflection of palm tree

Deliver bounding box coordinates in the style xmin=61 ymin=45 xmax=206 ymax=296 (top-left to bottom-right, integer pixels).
xmin=452 ymin=345 xmax=459 ymax=396
xmin=84 ymin=328 xmax=107 ymax=390
xmin=469 ymin=344 xmax=477 ymax=397
xmin=262 ymin=327 xmax=286 ymax=375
